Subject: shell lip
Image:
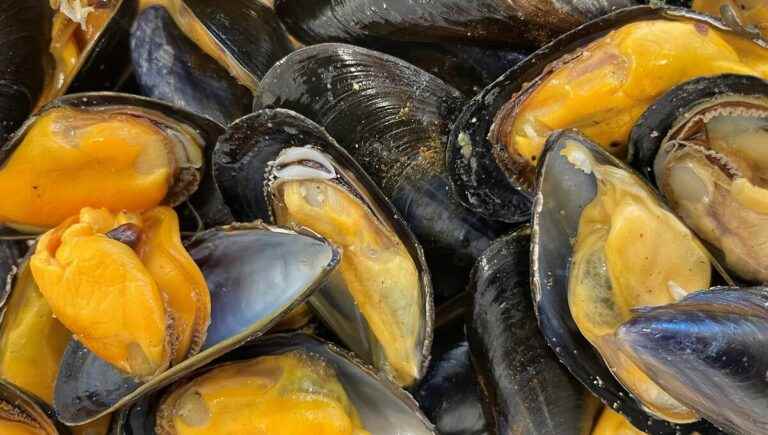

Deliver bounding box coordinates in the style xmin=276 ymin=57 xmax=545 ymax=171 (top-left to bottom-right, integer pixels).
xmin=530 ymin=129 xmax=723 ymax=435
xmin=448 ymin=4 xmax=768 ymax=223
xmin=214 ymin=108 xmax=435 ymax=385
xmin=0 ymin=379 xmax=70 ymax=434
xmin=52 ymin=224 xmax=340 ymax=426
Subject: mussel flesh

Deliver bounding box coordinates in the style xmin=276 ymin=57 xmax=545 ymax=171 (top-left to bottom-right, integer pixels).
xmin=449 ymin=5 xmax=768 ymax=222
xmin=532 ymin=130 xmax=725 ymax=433
xmin=629 ymin=74 xmax=768 ymax=283
xmin=212 ymin=109 xmax=433 ymax=387
xmin=592 ymin=408 xmax=644 ymax=435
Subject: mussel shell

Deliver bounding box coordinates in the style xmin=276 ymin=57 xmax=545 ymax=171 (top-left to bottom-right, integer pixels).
xmin=0 ymin=92 xmax=228 ymax=230
xmin=130 ymin=6 xmax=253 ymax=126
xmin=627 ymin=74 xmax=768 ymax=181
xmin=531 ymin=130 xmax=723 ymax=434
xmin=618 ymin=287 xmax=768 ymax=435
xmin=212 ymin=108 xmax=434 ymax=385
xmin=0 ymin=241 xmax=26 ymax=316
xmin=274 ymin=0 xmax=637 ymax=48
xmin=447 ymin=5 xmax=766 ymax=223
xmin=469 ymin=226 xmax=599 ymax=435
xmin=0 ymin=379 xmax=70 ymax=434
xmin=0 ymin=1 xmax=50 ymax=143
xmin=65 ymin=0 xmax=139 ymax=95
xmin=252 ymin=43 xmax=510 ymax=303
xmin=53 ymin=223 xmax=340 ymax=425
xmin=110 ymin=333 xmax=436 ymax=435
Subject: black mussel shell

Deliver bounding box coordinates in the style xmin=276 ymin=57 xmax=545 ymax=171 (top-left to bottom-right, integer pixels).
xmin=252 ymin=43 xmax=511 ymax=304
xmin=54 ymin=223 xmax=339 ymax=425
xmin=0 ymin=241 xmax=26 ymax=313
xmin=0 ymin=1 xmax=50 ymax=143
xmin=212 ymin=108 xmax=433 ymax=386
xmin=628 ymin=74 xmax=768 ymax=179
xmin=0 ymin=379 xmax=70 ymax=434
xmin=110 ymin=333 xmax=437 ymax=435
xmin=447 ymin=5 xmax=763 ymax=223
xmin=274 ymin=0 xmax=637 ymax=49
xmin=618 ymin=287 xmax=768 ymax=435
xmin=532 ymin=130 xmax=724 ymax=434
xmin=130 ymin=0 xmax=292 ymax=125
xmin=469 ymin=225 xmax=600 ymax=435
xmin=130 ymin=7 xmax=253 ymax=126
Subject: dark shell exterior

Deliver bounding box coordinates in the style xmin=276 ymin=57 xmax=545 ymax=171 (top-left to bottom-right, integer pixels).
xmin=618 ymin=287 xmax=768 ymax=435
xmin=468 ymin=226 xmax=599 ymax=435
xmin=0 ymin=1 xmax=50 ymax=143
xmin=0 ymin=241 xmax=26 ymax=315
xmin=212 ymin=108 xmax=434 ymax=385
xmin=447 ymin=5 xmax=768 ymax=223
xmin=274 ymin=0 xmax=637 ymax=49
xmin=531 ymin=129 xmax=725 ymax=434
xmin=0 ymin=379 xmax=71 ymax=434
xmin=252 ymin=43 xmax=511 ymax=304
xmin=627 ymin=74 xmax=768 ymax=181
xmin=130 ymin=6 xmax=253 ymax=126
xmin=54 ymin=223 xmax=339 ymax=425
xmin=110 ymin=333 xmax=437 ymax=435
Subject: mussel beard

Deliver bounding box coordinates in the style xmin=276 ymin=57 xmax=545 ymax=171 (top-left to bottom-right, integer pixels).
xmin=155 ymin=352 xmax=371 ymax=435
xmin=268 ymin=147 xmax=423 ymax=387
xmin=563 ymin=141 xmax=712 ymax=423
xmin=41 ymin=1 xmax=119 ymax=109
xmin=656 ymin=99 xmax=768 ymax=283
xmin=495 ymin=19 xmax=768 ymax=190
xmin=0 ymin=105 xmax=203 ymax=232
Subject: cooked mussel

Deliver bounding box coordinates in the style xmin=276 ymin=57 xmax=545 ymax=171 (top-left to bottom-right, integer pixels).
xmin=0 ymin=92 xmax=225 ymax=233
xmin=130 ymin=0 xmax=293 ymax=125
xmin=532 ymin=130 xmax=727 ymax=433
xmin=449 ymin=5 xmax=768 ymax=222
xmin=469 ymin=226 xmax=599 ymax=435
xmin=0 ymin=379 xmax=68 ymax=434
xmin=693 ymin=0 xmax=767 ymax=37
xmin=112 ymin=333 xmax=436 ymax=435
xmin=52 ymin=223 xmax=339 ymax=425
xmin=592 ymin=408 xmax=644 ymax=435
xmin=617 ymin=287 xmax=768 ymax=435
xmin=628 ymin=74 xmax=768 ymax=283
xmin=212 ymin=109 xmax=432 ymax=387
xmin=253 ymin=43 xmax=511 ymax=303
xmin=274 ymin=0 xmax=636 ymax=49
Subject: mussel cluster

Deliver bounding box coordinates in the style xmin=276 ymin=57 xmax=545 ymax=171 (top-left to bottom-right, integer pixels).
xmin=2 ymin=1 xmax=768 ymax=434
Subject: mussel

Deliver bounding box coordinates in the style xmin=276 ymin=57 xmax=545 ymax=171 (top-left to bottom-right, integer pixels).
xmin=592 ymin=408 xmax=644 ymax=435
xmin=532 ymin=130 xmax=727 ymax=433
xmin=130 ymin=0 xmax=293 ymax=125
xmin=111 ymin=334 xmax=437 ymax=435
xmin=628 ymin=74 xmax=768 ymax=283
xmin=274 ymin=0 xmax=637 ymax=49
xmin=52 ymin=223 xmax=339 ymax=425
xmin=0 ymin=92 xmax=224 ymax=233
xmin=617 ymin=287 xmax=768 ymax=435
xmin=253 ymin=43 xmax=511 ymax=303
xmin=693 ymin=0 xmax=767 ymax=37
xmin=469 ymin=226 xmax=599 ymax=435
xmin=212 ymin=108 xmax=433 ymax=387
xmin=449 ymin=5 xmax=768 ymax=222
xmin=0 ymin=379 xmax=69 ymax=434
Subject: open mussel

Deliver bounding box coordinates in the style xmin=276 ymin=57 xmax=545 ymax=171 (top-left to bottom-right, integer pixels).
xmin=212 ymin=108 xmax=432 ymax=387
xmin=111 ymin=334 xmax=436 ymax=435
xmin=532 ymin=130 xmax=728 ymax=433
xmin=617 ymin=287 xmax=768 ymax=435
xmin=52 ymin=222 xmax=339 ymax=425
xmin=274 ymin=0 xmax=636 ymax=49
xmin=253 ymin=43 xmax=512 ymax=303
xmin=130 ymin=0 xmax=293 ymax=125
xmin=628 ymin=74 xmax=768 ymax=283
xmin=0 ymin=92 xmax=227 ymax=233
xmin=693 ymin=0 xmax=767 ymax=37
xmin=0 ymin=379 xmax=69 ymax=434
xmin=469 ymin=226 xmax=599 ymax=435
xmin=449 ymin=5 xmax=768 ymax=222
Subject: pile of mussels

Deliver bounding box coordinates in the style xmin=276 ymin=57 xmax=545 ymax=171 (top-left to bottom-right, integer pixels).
xmin=2 ymin=0 xmax=768 ymax=434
